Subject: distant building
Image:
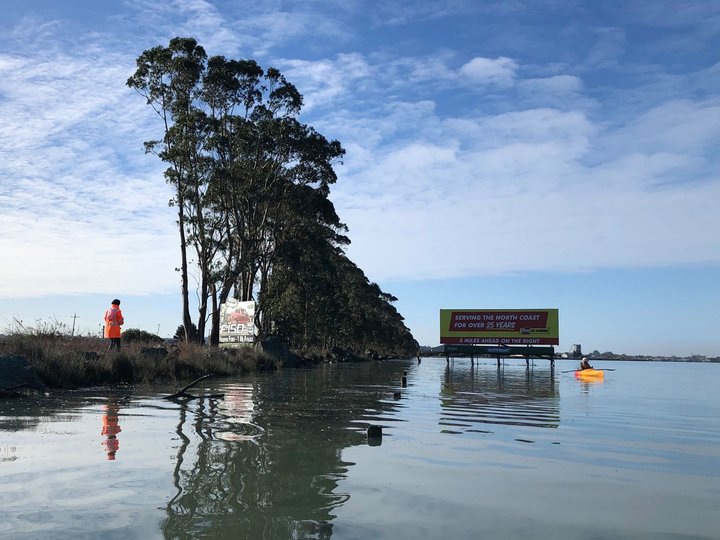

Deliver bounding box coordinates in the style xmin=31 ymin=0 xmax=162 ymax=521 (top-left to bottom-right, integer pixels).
xmin=571 ymin=344 xmax=582 ymax=358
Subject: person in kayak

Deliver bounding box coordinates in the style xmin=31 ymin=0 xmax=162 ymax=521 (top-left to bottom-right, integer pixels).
xmin=579 ymin=357 xmax=593 ymax=370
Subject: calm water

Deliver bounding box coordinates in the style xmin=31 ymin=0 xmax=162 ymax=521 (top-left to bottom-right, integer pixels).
xmin=1 ymin=359 xmax=719 ymax=539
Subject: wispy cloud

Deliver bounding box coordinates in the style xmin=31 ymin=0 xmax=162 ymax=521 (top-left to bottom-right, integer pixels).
xmin=1 ymin=0 xmax=719 ymax=305
xmin=279 ymin=53 xmax=373 ymax=111
xmin=368 ymin=0 xmax=481 ymax=26
xmin=126 ymin=0 xmax=352 ymax=58
xmin=459 ymin=56 xmax=518 ymax=86
xmin=271 ymin=46 xmax=720 ymax=285
xmin=304 ymin=50 xmax=720 ymax=281
xmin=0 ymin=22 xmax=177 ymax=298
xmin=584 ymin=27 xmax=626 ymax=68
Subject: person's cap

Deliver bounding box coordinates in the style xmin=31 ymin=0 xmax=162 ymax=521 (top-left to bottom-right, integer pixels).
xmin=112 ymin=299 xmax=121 ymax=305
xmin=582 ymin=356 xmax=587 ymax=361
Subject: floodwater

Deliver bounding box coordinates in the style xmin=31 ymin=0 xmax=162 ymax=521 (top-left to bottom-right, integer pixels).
xmin=1 ymin=359 xmax=719 ymax=539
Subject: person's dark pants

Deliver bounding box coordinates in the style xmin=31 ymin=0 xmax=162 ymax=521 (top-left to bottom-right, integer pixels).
xmin=108 ymin=338 xmax=121 ymax=350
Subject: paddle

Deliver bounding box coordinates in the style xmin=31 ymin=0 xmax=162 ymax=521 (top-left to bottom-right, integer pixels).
xmin=561 ymin=368 xmax=616 ymax=373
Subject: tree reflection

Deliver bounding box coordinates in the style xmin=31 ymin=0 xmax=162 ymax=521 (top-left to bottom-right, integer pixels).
xmin=160 ymin=364 xmax=406 ymax=539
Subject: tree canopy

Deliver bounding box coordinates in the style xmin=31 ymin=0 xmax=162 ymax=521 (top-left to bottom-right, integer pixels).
xmin=128 ymin=37 xmax=417 ymax=357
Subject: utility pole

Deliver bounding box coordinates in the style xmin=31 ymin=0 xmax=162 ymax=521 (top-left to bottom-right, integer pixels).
xmin=157 ymin=323 xmax=161 ymax=336
xmin=71 ymin=313 xmax=79 ymax=337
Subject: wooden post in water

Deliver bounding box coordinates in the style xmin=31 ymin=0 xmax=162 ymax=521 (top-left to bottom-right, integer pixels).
xmin=367 ymin=425 xmax=383 ymax=446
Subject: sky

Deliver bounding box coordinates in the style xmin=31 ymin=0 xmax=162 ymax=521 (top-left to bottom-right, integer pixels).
xmin=1 ymin=0 xmax=719 ymax=356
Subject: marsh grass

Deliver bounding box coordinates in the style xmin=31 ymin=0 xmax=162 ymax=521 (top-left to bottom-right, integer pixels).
xmin=1 ymin=329 xmax=275 ymax=389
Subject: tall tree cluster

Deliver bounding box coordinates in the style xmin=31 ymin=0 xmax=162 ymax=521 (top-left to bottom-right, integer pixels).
xmin=128 ymin=38 xmax=417 ymax=356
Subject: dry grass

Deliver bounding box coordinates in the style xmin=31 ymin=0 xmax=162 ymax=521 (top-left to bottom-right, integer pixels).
xmin=0 ymin=330 xmax=275 ymax=389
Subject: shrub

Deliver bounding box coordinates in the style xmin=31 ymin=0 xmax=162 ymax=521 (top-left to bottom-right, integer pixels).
xmin=174 ymin=323 xmax=198 ymax=341
xmin=122 ymin=328 xmax=164 ymax=344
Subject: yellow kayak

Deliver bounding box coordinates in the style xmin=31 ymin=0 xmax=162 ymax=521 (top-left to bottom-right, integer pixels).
xmin=575 ymin=369 xmax=604 ymax=380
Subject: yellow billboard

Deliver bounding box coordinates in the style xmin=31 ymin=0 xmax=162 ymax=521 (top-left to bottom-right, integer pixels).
xmin=440 ymin=309 xmax=559 ymax=345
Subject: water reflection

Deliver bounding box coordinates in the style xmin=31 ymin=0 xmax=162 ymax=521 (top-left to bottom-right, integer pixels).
xmin=578 ymin=379 xmax=604 ymax=394
xmin=0 ymin=398 xmax=60 ymax=432
xmin=161 ymin=367 xmax=403 ymax=539
xmin=3 ymin=361 xmax=720 ymax=539
xmin=440 ymin=363 xmax=560 ymax=431
xmin=101 ymin=401 xmax=122 ymax=460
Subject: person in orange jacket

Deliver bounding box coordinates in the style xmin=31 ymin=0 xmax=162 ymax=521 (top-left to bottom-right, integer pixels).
xmin=104 ymin=299 xmax=124 ymax=350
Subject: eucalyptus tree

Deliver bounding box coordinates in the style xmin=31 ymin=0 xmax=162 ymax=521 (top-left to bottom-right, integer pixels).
xmin=127 ymin=37 xmax=207 ymax=342
xmin=265 ymin=226 xmax=418 ymax=356
xmin=200 ymin=56 xmax=345 ymax=344
xmin=261 ymin=182 xmax=349 ymax=348
xmin=331 ymin=257 xmax=417 ymax=356
xmin=129 ymin=38 xmax=345 ymax=344
xmin=128 ymin=38 xmax=415 ymax=353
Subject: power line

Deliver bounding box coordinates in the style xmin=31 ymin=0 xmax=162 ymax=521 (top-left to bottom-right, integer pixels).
xmin=71 ymin=313 xmax=79 ymax=337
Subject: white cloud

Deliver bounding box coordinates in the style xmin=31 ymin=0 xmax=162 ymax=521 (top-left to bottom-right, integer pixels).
xmin=331 ymin=98 xmax=720 ymax=282
xmin=279 ymin=53 xmax=372 ymax=111
xmin=0 ymin=36 xmax=178 ymax=298
xmin=2 ymin=1 xmax=719 ymax=308
xmin=127 ymin=0 xmax=352 ymax=58
xmin=596 ymin=99 xmax=720 ymax=158
xmin=293 ymin=49 xmax=719 ymax=285
xmin=459 ymin=56 xmax=518 ymax=86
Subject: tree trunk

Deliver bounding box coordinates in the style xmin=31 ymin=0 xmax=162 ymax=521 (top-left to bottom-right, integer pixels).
xmin=177 ymin=196 xmax=193 ymax=342
xmin=209 ymin=282 xmax=220 ymax=346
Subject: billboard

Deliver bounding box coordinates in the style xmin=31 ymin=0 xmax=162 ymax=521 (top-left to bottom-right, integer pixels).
xmin=439 ymin=309 xmax=559 ymax=345
xmin=219 ymin=299 xmax=257 ymax=347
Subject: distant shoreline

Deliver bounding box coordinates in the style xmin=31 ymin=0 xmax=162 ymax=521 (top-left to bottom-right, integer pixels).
xmin=418 ymin=348 xmax=719 ymax=363
xmin=563 ymin=356 xmax=720 ymax=363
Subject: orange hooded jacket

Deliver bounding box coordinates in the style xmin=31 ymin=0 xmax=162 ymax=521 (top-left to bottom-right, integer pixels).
xmin=104 ymin=304 xmax=124 ymax=338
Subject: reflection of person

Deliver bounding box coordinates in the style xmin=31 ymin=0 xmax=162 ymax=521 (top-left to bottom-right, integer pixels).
xmin=579 ymin=357 xmax=593 ymax=370
xmin=104 ymin=299 xmax=124 ymax=350
xmin=101 ymin=403 xmax=122 ymax=460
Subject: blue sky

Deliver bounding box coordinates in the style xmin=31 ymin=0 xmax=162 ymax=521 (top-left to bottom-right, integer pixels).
xmin=1 ymin=0 xmax=718 ymax=356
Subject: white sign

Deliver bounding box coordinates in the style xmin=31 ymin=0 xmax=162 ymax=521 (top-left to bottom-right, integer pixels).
xmin=219 ymin=299 xmax=257 ymax=347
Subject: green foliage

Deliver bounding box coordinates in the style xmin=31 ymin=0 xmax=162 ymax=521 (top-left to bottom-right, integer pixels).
xmin=174 ymin=323 xmax=198 ymax=341
xmin=263 ymin=222 xmax=418 ymax=357
xmin=129 ymin=37 xmax=417 ymax=355
xmin=121 ymin=328 xmax=164 ymax=344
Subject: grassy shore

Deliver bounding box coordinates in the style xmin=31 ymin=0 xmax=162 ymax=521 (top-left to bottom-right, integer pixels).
xmin=0 ymin=332 xmax=277 ymax=389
